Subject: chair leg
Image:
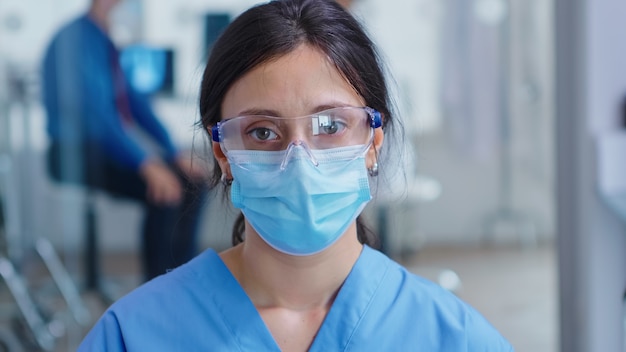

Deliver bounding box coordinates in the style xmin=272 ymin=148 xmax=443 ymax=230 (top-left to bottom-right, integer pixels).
xmin=83 ymin=200 xmax=115 ymax=306
xmin=84 ymin=203 xmax=98 ymax=292
xmin=34 ymin=238 xmax=91 ymax=326
xmin=0 ymin=257 xmax=59 ymax=351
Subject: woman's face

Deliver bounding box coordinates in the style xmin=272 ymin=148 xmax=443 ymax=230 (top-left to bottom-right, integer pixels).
xmin=214 ymin=44 xmax=383 ymax=177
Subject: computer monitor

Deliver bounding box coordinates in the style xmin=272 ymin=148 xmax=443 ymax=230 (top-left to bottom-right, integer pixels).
xmin=120 ymin=45 xmax=174 ymax=96
xmin=203 ymin=13 xmax=231 ymax=61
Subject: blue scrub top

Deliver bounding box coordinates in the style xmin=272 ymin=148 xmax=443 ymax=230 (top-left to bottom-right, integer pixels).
xmin=79 ymin=246 xmax=514 ymax=351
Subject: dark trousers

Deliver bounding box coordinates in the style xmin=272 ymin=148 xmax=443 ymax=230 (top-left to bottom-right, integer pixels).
xmin=47 ymin=141 xmax=208 ymax=281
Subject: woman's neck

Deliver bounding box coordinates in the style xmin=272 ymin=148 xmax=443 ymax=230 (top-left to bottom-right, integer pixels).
xmin=220 ymin=223 xmax=363 ymax=311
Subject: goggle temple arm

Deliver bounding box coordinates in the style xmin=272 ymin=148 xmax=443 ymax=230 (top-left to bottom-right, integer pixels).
xmin=211 ymin=124 xmax=221 ymax=142
xmin=366 ymin=108 xmax=383 ymax=128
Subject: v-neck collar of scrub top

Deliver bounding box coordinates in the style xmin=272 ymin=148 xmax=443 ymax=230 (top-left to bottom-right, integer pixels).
xmin=205 ymin=245 xmax=389 ymax=351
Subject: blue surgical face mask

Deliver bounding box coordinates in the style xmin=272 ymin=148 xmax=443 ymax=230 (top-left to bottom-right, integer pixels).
xmin=229 ymin=144 xmax=372 ymax=256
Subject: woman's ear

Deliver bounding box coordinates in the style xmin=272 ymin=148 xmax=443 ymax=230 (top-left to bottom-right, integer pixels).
xmin=211 ymin=139 xmax=232 ymax=179
xmin=366 ymin=128 xmax=384 ymax=169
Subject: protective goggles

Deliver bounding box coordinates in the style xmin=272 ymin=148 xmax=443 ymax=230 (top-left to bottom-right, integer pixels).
xmin=212 ymin=106 xmax=382 ymax=155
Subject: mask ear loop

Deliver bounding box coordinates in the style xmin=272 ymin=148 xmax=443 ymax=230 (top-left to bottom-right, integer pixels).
xmin=365 ymin=107 xmax=382 ymax=177
xmin=221 ymin=174 xmax=233 ymax=186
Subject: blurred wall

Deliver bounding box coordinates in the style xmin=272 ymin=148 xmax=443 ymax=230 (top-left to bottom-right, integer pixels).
xmin=354 ymin=0 xmax=555 ymax=247
xmin=556 ymin=0 xmax=626 ymax=350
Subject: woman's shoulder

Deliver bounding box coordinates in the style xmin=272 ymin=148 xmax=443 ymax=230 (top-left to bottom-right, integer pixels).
xmin=78 ymin=249 xmax=242 ymax=351
xmin=357 ymin=247 xmax=513 ymax=350
xmin=376 ymin=251 xmax=483 ymax=320
xmin=110 ymin=248 xmax=227 ymax=316
xmin=362 ymin=247 xmax=459 ymax=299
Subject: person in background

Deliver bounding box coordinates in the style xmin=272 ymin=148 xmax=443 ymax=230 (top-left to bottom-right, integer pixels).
xmin=41 ymin=0 xmax=208 ymax=281
xmin=78 ymin=0 xmax=514 ymax=350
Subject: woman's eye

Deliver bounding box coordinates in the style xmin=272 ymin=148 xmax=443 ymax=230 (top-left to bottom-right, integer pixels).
xmin=322 ymin=120 xmax=346 ymax=135
xmin=249 ymin=127 xmax=277 ymax=141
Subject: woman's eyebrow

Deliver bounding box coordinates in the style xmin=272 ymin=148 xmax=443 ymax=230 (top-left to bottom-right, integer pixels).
xmin=235 ymin=103 xmax=355 ymax=118
xmin=310 ymin=102 xmax=354 ymax=114
xmin=235 ymin=108 xmax=281 ymax=117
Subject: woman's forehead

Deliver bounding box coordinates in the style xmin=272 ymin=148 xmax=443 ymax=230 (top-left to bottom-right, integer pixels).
xmin=221 ymin=45 xmax=364 ymax=119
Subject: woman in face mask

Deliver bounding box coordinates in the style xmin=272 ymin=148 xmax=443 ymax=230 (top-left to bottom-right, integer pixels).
xmin=79 ymin=0 xmax=513 ymax=351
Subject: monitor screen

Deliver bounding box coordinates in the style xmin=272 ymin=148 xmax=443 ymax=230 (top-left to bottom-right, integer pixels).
xmin=203 ymin=13 xmax=231 ymax=60
xmin=120 ymin=45 xmax=174 ymax=95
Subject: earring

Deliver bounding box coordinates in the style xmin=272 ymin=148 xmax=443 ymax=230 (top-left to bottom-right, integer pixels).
xmin=368 ymin=162 xmax=379 ymax=177
xmin=220 ymin=174 xmax=233 ymax=186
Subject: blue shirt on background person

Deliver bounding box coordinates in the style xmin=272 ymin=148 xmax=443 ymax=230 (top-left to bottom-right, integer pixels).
xmin=42 ymin=14 xmax=178 ymax=171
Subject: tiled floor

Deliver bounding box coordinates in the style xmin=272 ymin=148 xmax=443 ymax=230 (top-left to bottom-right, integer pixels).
xmin=3 ymin=243 xmax=557 ymax=351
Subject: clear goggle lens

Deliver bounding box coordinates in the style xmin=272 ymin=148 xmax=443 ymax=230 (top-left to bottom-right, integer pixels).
xmin=212 ymin=106 xmax=382 ymax=155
